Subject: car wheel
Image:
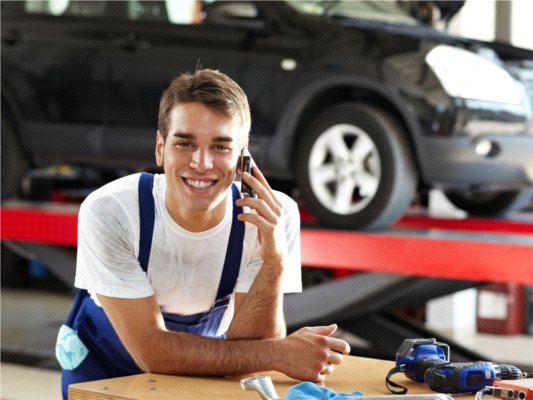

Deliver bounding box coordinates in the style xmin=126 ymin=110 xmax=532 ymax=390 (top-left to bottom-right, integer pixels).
xmin=1 ymin=109 xmax=29 ymax=200
xmin=444 ymin=188 xmax=533 ymax=216
xmin=296 ymin=102 xmax=416 ymax=230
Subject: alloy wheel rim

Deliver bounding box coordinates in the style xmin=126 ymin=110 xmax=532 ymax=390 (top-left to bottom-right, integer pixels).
xmin=308 ymin=123 xmax=381 ymax=214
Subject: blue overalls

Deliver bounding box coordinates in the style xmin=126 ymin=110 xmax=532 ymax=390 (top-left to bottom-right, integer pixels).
xmin=57 ymin=173 xmax=244 ymax=399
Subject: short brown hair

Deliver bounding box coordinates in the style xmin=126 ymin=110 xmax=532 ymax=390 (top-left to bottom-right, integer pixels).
xmin=158 ymin=69 xmax=251 ymax=147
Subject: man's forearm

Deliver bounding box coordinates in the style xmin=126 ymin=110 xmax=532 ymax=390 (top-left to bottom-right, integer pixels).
xmin=136 ymin=323 xmax=351 ymax=384
xmin=226 ymin=263 xmax=286 ymax=339
xmin=138 ymin=329 xmax=277 ymax=375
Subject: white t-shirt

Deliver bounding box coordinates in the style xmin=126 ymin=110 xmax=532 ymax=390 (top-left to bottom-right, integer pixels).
xmin=74 ymin=173 xmax=302 ymax=333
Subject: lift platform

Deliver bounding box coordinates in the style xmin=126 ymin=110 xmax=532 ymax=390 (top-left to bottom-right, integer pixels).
xmin=2 ymin=200 xmax=532 ymax=361
xmin=2 ymin=200 xmax=532 ymax=284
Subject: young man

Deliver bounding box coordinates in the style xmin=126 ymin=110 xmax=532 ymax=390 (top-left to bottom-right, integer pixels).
xmin=57 ymin=69 xmax=349 ymax=399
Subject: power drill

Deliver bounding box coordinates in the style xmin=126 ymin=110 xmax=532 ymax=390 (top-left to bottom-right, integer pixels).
xmin=425 ymin=361 xmax=524 ymax=394
xmin=386 ymin=338 xmax=525 ymax=394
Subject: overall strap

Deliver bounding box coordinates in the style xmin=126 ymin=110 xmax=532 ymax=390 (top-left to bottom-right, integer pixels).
xmin=65 ymin=289 xmax=88 ymax=327
xmin=214 ymin=184 xmax=245 ymax=302
xmin=138 ymin=172 xmax=155 ymax=272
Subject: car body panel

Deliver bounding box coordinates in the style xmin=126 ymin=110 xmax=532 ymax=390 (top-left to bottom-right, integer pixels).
xmin=2 ymin=0 xmax=532 ymax=192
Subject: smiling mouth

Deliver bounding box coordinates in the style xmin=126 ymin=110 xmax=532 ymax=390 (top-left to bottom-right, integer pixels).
xmin=183 ymin=178 xmax=217 ymax=190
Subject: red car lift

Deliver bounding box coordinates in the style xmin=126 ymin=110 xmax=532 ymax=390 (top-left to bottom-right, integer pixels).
xmin=2 ymin=201 xmax=531 ymax=284
xmin=2 ymin=201 xmax=532 ymax=361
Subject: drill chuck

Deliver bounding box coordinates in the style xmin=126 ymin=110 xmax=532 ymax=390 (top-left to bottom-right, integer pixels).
xmin=495 ymin=364 xmax=525 ymax=380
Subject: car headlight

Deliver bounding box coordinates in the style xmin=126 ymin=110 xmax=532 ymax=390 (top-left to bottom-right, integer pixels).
xmin=426 ymin=44 xmax=523 ymax=105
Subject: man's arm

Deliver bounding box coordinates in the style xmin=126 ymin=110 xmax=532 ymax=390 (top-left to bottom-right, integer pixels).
xmin=97 ymin=293 xmax=350 ymax=381
xmin=226 ymin=167 xmax=294 ymax=339
xmin=227 ymin=272 xmax=285 ymax=339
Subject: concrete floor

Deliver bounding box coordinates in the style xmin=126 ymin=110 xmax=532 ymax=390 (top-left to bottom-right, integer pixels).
xmin=2 ymin=363 xmax=62 ymax=400
xmin=1 ymin=288 xmax=71 ymax=400
xmin=1 ymin=287 xmax=532 ymax=400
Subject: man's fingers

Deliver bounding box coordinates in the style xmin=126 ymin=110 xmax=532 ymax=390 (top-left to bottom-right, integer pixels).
xmin=321 ymin=363 xmax=335 ymax=375
xmin=253 ymin=166 xmax=283 ymax=208
xmin=302 ymin=325 xmax=350 ymax=355
xmin=250 ymin=165 xmax=271 ymax=190
xmin=237 ymin=211 xmax=275 ymax=232
xmin=328 ymin=336 xmax=351 ymax=356
xmin=236 ymin=197 xmax=277 ymax=224
xmin=241 ymin=172 xmax=280 ymax=212
xmin=249 ymin=166 xmax=283 ymax=208
xmin=327 ymin=350 xmax=344 ymax=365
xmin=300 ymin=324 xmax=338 ymax=336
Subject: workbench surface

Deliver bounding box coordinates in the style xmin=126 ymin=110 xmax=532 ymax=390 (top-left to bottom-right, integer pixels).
xmin=68 ymin=356 xmax=474 ymax=399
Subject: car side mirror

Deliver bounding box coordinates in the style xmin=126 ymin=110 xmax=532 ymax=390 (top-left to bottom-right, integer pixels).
xmin=204 ymin=2 xmax=269 ymax=32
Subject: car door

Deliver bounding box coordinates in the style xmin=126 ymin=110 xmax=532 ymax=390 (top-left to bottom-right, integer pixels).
xmin=1 ymin=0 xmax=110 ymax=165
xmin=102 ymin=0 xmax=310 ymax=169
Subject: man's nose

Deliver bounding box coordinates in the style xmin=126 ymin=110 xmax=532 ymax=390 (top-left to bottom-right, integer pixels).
xmin=190 ymin=149 xmax=213 ymax=172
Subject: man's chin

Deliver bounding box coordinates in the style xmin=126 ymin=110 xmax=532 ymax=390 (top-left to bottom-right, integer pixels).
xmin=183 ymin=190 xmax=227 ymax=211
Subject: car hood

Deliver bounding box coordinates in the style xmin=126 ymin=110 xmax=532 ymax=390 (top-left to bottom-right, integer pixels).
xmin=333 ymin=14 xmax=533 ymax=63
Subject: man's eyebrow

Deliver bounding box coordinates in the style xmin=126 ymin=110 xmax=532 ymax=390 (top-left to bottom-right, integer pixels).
xmin=213 ymin=136 xmax=233 ymax=143
xmin=171 ymin=133 xmax=233 ymax=143
xmin=172 ymin=133 xmax=194 ymax=139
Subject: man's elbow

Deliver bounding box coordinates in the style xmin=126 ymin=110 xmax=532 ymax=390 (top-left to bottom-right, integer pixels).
xmin=132 ymin=350 xmax=159 ymax=373
xmin=135 ymin=352 xmax=176 ymax=374
xmin=128 ymin=338 xmax=169 ymax=374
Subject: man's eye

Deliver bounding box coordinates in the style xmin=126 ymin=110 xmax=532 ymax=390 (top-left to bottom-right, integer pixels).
xmin=176 ymin=141 xmax=192 ymax=148
xmin=213 ymin=144 xmax=231 ymax=151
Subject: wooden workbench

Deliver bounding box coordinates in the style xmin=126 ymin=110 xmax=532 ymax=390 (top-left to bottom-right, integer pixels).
xmin=68 ymin=356 xmax=474 ymax=399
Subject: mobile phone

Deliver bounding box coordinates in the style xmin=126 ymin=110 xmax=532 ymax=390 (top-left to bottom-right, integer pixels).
xmin=240 ymin=149 xmax=256 ymax=198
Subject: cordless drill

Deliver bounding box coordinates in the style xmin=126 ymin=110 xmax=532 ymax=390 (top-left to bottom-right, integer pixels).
xmin=387 ymin=338 xmax=525 ymax=394
xmin=425 ymin=361 xmax=524 ymax=393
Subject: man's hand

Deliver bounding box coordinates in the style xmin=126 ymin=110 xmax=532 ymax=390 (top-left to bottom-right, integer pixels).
xmin=236 ymin=166 xmax=287 ymax=271
xmin=275 ymin=324 xmax=351 ymax=382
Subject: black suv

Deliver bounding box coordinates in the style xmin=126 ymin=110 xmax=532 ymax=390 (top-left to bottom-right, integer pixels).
xmin=2 ymin=0 xmax=533 ymax=229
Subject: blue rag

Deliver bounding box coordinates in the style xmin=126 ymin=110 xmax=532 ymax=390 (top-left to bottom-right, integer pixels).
xmin=286 ymin=382 xmax=364 ymax=399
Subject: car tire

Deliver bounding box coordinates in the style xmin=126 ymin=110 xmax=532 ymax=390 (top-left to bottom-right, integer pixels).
xmin=1 ymin=109 xmax=29 ymax=200
xmin=444 ymin=188 xmax=533 ymax=216
xmin=296 ymin=102 xmax=417 ymax=230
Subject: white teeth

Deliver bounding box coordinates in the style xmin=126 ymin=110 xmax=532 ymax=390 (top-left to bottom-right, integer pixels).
xmin=186 ymin=179 xmax=214 ymax=189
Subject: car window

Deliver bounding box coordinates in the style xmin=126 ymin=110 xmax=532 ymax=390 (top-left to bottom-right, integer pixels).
xmin=130 ymin=0 xmax=202 ymax=25
xmin=24 ymin=0 xmax=106 ymax=18
xmin=22 ymin=0 xmax=203 ymax=25
xmin=201 ymin=1 xmax=264 ymax=30
xmin=286 ymin=0 xmax=418 ymax=25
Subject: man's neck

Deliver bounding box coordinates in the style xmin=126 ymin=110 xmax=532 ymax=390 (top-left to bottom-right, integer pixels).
xmin=166 ymin=197 xmax=227 ymax=232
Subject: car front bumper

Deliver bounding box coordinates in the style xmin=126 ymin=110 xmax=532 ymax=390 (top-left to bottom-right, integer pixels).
xmin=417 ymin=132 xmax=533 ymax=189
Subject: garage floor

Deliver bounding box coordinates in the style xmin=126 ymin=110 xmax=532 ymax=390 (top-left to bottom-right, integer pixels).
xmin=2 ymin=287 xmax=533 ymax=400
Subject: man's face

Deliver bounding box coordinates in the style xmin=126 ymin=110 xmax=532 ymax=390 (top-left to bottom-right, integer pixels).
xmin=155 ymin=102 xmax=243 ymax=223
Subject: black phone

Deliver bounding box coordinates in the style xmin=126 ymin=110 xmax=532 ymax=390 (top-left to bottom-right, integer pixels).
xmin=240 ymin=148 xmax=256 ymax=198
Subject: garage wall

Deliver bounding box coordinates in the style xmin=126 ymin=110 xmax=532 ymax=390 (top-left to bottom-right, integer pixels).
xmin=448 ymin=0 xmax=533 ymax=50
xmin=511 ymin=0 xmax=533 ymax=50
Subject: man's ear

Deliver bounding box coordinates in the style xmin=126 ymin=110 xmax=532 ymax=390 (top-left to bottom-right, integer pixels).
xmin=155 ymin=131 xmax=164 ymax=167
